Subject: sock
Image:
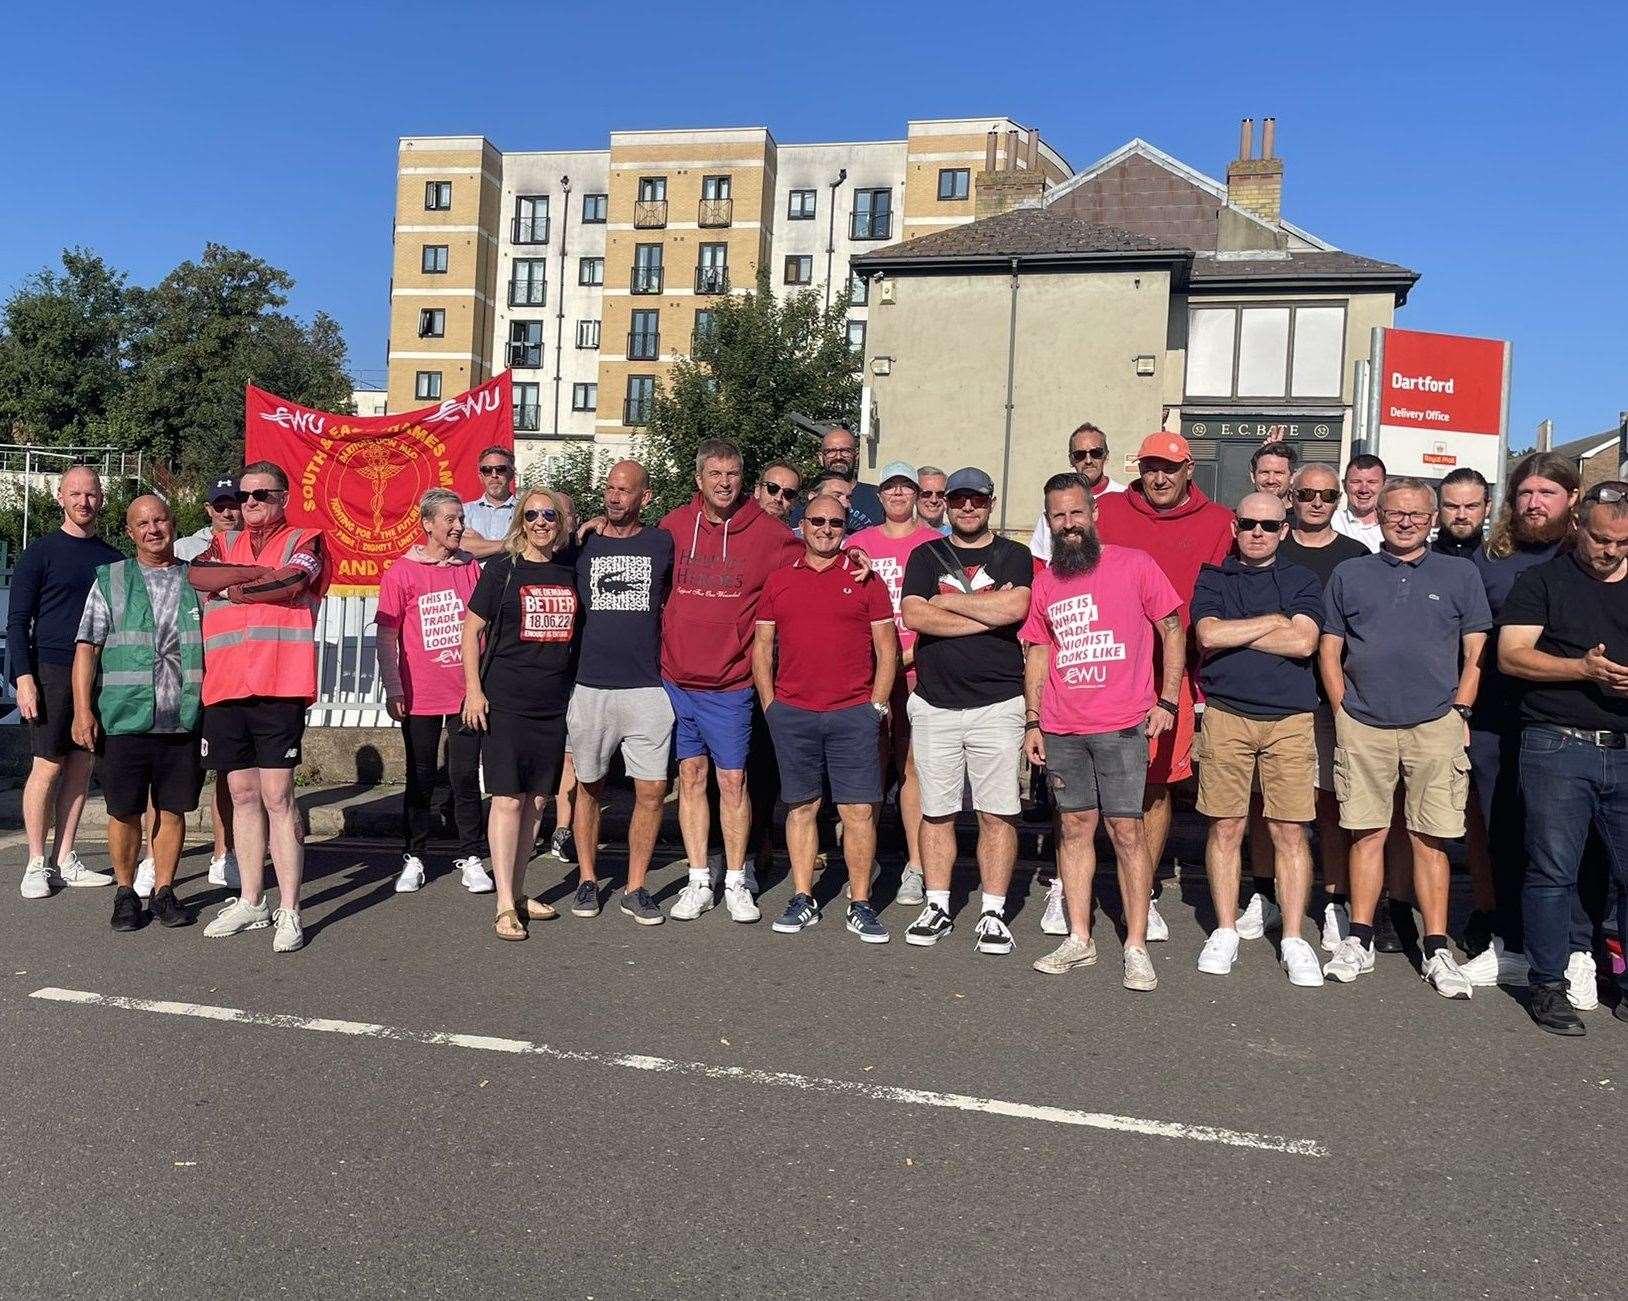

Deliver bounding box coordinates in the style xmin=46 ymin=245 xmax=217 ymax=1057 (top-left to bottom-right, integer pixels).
xmin=1350 ymin=922 xmax=1375 ymax=947
xmin=724 ymin=868 xmax=745 ymax=890
xmin=1253 ymin=877 xmax=1278 ymax=904
xmin=1422 ymin=933 xmax=1449 ymax=958
xmin=688 ymin=867 xmax=709 ymax=887
xmin=1325 ymin=890 xmax=1349 ymax=906
xmin=926 ymin=889 xmax=951 ymax=913
xmin=981 ymin=892 xmax=1006 ymax=917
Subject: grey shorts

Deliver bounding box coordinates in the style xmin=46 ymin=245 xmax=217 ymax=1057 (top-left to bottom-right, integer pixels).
xmin=565 ymin=685 xmax=675 ymax=784
xmin=1042 ymin=725 xmax=1148 ymax=818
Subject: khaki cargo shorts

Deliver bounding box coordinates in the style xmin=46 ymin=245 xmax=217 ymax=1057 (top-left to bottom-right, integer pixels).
xmin=1332 ymin=707 xmax=1470 ymax=838
xmin=1195 ymin=706 xmax=1316 ymax=822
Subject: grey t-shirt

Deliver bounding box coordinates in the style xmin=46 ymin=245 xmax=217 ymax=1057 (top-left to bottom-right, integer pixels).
xmin=76 ymin=560 xmax=193 ymax=733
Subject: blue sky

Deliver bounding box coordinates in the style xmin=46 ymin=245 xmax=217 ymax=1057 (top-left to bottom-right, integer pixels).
xmin=10 ymin=1 xmax=1625 ymax=442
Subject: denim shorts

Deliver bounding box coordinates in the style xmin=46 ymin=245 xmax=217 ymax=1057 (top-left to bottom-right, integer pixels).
xmin=1042 ymin=725 xmax=1149 ymax=818
xmin=663 ymin=682 xmax=754 ymax=770
xmin=765 ymin=700 xmax=883 ymax=805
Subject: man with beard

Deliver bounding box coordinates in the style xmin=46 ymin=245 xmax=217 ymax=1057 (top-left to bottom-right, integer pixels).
xmin=1190 ymin=493 xmax=1325 ymax=986
xmin=1249 ymin=441 xmax=1298 ymax=503
xmin=789 ymin=425 xmax=882 ymax=530
xmin=1432 ymin=469 xmax=1491 ymax=560
xmin=1020 ymin=474 xmax=1181 ymax=991
xmin=1027 ymin=423 xmax=1125 ymax=564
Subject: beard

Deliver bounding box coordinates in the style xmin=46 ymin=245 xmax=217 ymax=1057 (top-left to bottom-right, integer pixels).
xmin=1514 ymin=512 xmax=1570 ymax=546
xmin=1050 ymin=527 xmax=1101 ymax=578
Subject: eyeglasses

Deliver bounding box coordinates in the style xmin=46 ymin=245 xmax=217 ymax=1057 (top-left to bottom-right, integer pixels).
xmin=823 ymin=445 xmax=857 ymax=458
xmin=1235 ymin=517 xmax=1284 ymax=533
xmin=522 ymin=507 xmax=558 ymax=523
xmin=1070 ymin=447 xmax=1108 ymax=463
xmin=759 ymin=481 xmax=798 ymax=499
xmin=1380 ymin=510 xmax=1433 ymax=526
xmin=918 ymin=490 xmax=946 ymax=500
xmin=240 ymin=488 xmax=285 ymax=503
xmin=803 ymin=515 xmax=845 ymax=529
xmin=947 ymin=494 xmax=991 ymax=508
xmin=1294 ymin=488 xmax=1341 ymax=504
xmin=479 ymin=464 xmax=513 ymax=476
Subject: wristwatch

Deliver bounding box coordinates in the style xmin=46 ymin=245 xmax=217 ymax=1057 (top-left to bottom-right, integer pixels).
xmin=1452 ymin=703 xmax=1473 ymax=721
xmin=872 ymin=701 xmax=890 ymax=718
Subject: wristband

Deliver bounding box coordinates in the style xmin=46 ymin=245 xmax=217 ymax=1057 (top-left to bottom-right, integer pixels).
xmin=1023 ymin=720 xmax=1041 ymax=731
xmin=1155 ymin=698 xmax=1179 ymax=715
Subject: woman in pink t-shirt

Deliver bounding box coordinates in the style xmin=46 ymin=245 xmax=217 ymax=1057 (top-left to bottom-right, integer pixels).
xmin=847 ymin=463 xmax=943 ymax=906
xmin=377 ymin=489 xmax=491 ymax=896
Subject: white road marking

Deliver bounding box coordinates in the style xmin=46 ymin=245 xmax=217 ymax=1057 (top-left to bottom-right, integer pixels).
xmin=31 ymin=987 xmax=1326 ymax=1157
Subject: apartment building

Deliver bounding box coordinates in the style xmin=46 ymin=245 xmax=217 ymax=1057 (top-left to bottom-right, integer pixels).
xmin=386 ymin=119 xmax=1069 ymax=466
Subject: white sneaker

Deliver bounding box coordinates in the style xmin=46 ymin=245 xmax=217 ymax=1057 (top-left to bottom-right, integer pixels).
xmin=20 ymin=856 xmax=53 ymax=899
xmin=724 ymin=881 xmax=761 ymax=923
xmin=58 ymin=852 xmax=112 ymax=888
xmin=1422 ymin=949 xmax=1473 ymax=1000
xmin=1320 ymin=900 xmax=1350 ymax=953
xmin=1323 ymin=935 xmax=1375 ymax=983
xmin=670 ymin=881 xmax=715 ymax=920
xmin=208 ymin=851 xmax=240 ymax=888
xmin=456 ymin=856 xmax=495 ymax=893
xmin=134 ymin=857 xmax=156 ymax=899
xmin=1460 ymin=936 xmax=1529 ymax=988
xmin=1122 ymin=945 xmax=1158 ymax=991
xmin=1565 ymin=951 xmax=1600 ymax=1011
xmin=204 ymin=895 xmax=272 ymax=938
xmin=1198 ymin=927 xmax=1240 ymax=975
xmin=394 ymin=855 xmax=426 ymax=893
xmin=1146 ymin=899 xmax=1169 ymax=943
xmin=1280 ymin=937 xmax=1325 ymax=987
xmin=272 ymin=907 xmax=305 ymax=953
xmin=1235 ymin=892 xmax=1281 ymax=940
xmin=1040 ymin=879 xmax=1068 ymax=936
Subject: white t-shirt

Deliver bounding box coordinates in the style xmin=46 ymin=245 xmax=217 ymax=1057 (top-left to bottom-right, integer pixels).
xmin=1331 ymin=506 xmax=1383 ymax=553
xmin=1028 ymin=478 xmax=1125 ymax=562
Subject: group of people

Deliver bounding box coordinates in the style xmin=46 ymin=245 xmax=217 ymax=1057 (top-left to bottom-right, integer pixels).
xmin=9 ymin=420 xmax=1627 ymax=1036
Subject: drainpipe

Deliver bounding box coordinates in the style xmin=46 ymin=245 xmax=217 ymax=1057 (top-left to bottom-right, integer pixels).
xmin=997 ymin=257 xmax=1020 ymax=532
xmin=824 ymin=168 xmax=847 ymax=310
xmin=551 ymin=175 xmax=571 ymax=439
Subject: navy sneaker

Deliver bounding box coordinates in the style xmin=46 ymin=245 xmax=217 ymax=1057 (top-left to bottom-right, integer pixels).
xmin=772 ymin=893 xmax=820 ymax=933
xmin=619 ymin=887 xmax=664 ymax=925
xmin=904 ymin=902 xmax=954 ymax=947
xmin=571 ymin=879 xmax=601 ymax=917
xmin=846 ymin=900 xmax=889 ymax=944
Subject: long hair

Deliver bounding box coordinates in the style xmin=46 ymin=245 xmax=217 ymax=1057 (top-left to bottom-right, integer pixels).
xmin=503 ymin=486 xmax=565 ymax=559
xmin=1485 ymin=452 xmax=1579 ymax=559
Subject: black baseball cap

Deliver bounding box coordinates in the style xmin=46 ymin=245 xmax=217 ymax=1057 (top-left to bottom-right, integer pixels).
xmin=207 ymin=475 xmax=240 ymax=504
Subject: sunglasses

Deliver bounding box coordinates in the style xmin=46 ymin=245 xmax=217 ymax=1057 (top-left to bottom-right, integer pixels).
xmin=479 ymin=464 xmax=513 ymax=476
xmin=523 ymin=507 xmax=558 ymax=523
xmin=947 ymin=494 xmax=991 ymax=508
xmin=760 ymin=481 xmax=798 ymax=499
xmin=1070 ymin=447 xmax=1108 ymax=462
xmin=1294 ymin=488 xmax=1341 ymax=504
xmin=1590 ymin=486 xmax=1628 ymax=504
xmin=240 ymin=488 xmax=285 ymax=503
xmin=1236 ymin=517 xmax=1285 ymax=533
xmin=918 ymin=490 xmax=946 ymax=500
xmin=803 ymin=515 xmax=845 ymax=529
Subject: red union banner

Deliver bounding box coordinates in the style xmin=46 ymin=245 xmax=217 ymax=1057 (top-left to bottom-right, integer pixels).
xmin=1374 ymin=328 xmax=1510 ymax=481
xmin=245 ymin=374 xmax=512 ymax=593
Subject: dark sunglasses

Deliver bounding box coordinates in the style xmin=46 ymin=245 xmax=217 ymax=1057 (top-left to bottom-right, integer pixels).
xmin=947 ymin=493 xmax=991 ymax=508
xmin=760 ymin=481 xmax=798 ymax=499
xmin=1236 ymin=516 xmax=1285 ymax=533
xmin=208 ymin=497 xmax=241 ymax=509
xmin=1294 ymin=488 xmax=1341 ymax=504
xmin=803 ymin=514 xmax=845 ymax=529
xmin=479 ymin=464 xmax=513 ymax=476
xmin=523 ymin=507 xmax=558 ymax=523
xmin=1070 ymin=447 xmax=1108 ymax=462
xmin=917 ymin=490 xmax=946 ymax=500
xmin=240 ymin=488 xmax=285 ymax=503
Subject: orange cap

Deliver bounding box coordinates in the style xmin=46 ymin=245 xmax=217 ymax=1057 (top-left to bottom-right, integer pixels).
xmin=1135 ymin=432 xmax=1193 ymax=463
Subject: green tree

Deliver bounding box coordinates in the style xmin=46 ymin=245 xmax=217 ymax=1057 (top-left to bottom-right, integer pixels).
xmin=637 ymin=272 xmax=859 ymax=516
xmin=521 ymin=442 xmax=608 ymax=524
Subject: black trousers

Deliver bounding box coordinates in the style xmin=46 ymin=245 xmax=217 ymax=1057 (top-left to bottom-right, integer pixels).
xmin=402 ymin=713 xmax=484 ymax=858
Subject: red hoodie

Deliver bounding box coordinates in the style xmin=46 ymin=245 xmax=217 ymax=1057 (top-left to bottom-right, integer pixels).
xmin=660 ymin=494 xmax=802 ymax=691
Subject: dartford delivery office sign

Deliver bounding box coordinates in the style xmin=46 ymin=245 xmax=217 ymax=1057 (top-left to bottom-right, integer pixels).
xmin=1371 ymin=327 xmax=1511 ymax=482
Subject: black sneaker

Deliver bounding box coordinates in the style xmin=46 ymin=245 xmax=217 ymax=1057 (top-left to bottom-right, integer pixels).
xmin=150 ymin=886 xmax=194 ymax=928
xmin=571 ymin=879 xmax=601 ymax=918
xmin=110 ymin=886 xmax=143 ymax=932
xmin=1375 ymin=900 xmax=1405 ymax=953
xmin=618 ymin=887 xmax=664 ymax=925
xmin=904 ymin=902 xmax=954 ymax=947
xmin=1460 ymin=908 xmax=1495 ymax=958
xmin=1529 ymin=982 xmax=1585 ymax=1036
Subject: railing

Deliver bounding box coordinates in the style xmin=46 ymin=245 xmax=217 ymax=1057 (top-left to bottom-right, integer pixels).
xmin=507 ymin=341 xmax=541 ymax=368
xmin=310 ymin=594 xmax=389 ymax=728
xmin=508 ymin=278 xmax=546 ymax=306
xmin=630 ymin=265 xmax=663 ymax=294
xmin=694 ymin=265 xmax=729 ymax=295
xmin=513 ymin=401 xmax=541 ymax=432
xmin=633 ymin=199 xmax=668 ymax=228
xmin=697 ymin=197 xmax=733 ymax=228
xmin=623 ymin=396 xmax=653 ymax=426
xmin=511 ymin=214 xmax=549 ymax=244
xmin=850 ymin=211 xmax=893 ymax=241
xmin=627 ymin=330 xmax=661 ymax=361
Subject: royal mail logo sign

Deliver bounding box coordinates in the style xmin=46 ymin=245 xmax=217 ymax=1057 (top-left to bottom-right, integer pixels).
xmin=1374 ymin=328 xmax=1510 ymax=482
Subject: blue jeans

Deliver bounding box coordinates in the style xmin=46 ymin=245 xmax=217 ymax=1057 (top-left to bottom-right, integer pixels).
xmin=1518 ymin=726 xmax=1628 ymax=987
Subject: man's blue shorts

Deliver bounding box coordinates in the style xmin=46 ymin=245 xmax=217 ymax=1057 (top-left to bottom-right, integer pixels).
xmin=765 ymin=700 xmax=883 ymax=805
xmin=663 ymin=682 xmax=754 ymax=770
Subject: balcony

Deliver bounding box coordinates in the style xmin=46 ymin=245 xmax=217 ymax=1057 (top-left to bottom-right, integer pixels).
xmin=627 ymin=330 xmax=661 ymax=361
xmin=698 ymin=197 xmax=733 ymax=228
xmin=507 ymin=279 xmax=547 ymax=307
xmin=694 ymin=265 xmax=730 ymax=295
xmin=507 ymin=341 xmax=542 ymax=368
xmin=630 ymin=265 xmax=664 ymax=294
xmin=850 ymin=211 xmax=893 ymax=241
xmin=513 ymin=402 xmax=541 ymax=433
xmin=623 ymin=396 xmax=653 ymax=426
xmin=633 ymin=199 xmax=668 ymax=228
xmin=511 ymin=215 xmax=549 ymax=244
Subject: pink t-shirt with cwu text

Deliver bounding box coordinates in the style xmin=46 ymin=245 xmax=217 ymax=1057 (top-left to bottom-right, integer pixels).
xmin=847 ymin=524 xmax=942 ymax=660
xmin=376 ymin=553 xmax=482 ymax=716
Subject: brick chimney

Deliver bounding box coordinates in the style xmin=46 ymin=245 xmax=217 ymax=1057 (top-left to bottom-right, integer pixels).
xmin=1226 ymin=116 xmax=1284 ymax=226
xmin=975 ymin=126 xmax=1046 ymax=218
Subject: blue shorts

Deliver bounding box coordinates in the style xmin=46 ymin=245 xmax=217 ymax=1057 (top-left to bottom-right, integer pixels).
xmin=766 ymin=700 xmax=883 ymax=805
xmin=663 ymin=683 xmax=754 ymax=770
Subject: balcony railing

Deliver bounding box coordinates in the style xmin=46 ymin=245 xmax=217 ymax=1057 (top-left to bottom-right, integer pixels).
xmin=512 ymin=402 xmax=541 ymax=433
xmin=633 ymin=199 xmax=668 ymax=228
xmin=694 ymin=265 xmax=730 ymax=295
xmin=627 ymin=331 xmax=661 ymax=361
xmin=630 ymin=265 xmax=664 ymax=294
xmin=698 ymin=197 xmax=733 ymax=228
xmin=507 ymin=279 xmax=547 ymax=306
xmin=507 ymin=341 xmax=542 ymax=368
xmin=850 ymin=211 xmax=893 ymax=241
xmin=511 ymin=215 xmax=549 ymax=244
xmin=623 ymin=396 xmax=654 ymax=426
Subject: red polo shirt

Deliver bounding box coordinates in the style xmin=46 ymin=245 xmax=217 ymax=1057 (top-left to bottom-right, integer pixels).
xmin=757 ymin=555 xmax=894 ymax=710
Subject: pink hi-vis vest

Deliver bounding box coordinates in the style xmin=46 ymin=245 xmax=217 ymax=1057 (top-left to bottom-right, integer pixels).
xmin=200 ymin=525 xmax=330 ymax=706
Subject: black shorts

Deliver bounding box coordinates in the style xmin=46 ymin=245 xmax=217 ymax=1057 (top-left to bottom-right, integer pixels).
xmin=99 ymin=733 xmax=205 ymax=819
xmin=201 ymin=697 xmax=307 ymax=772
xmin=482 ymin=710 xmax=566 ymax=797
xmin=28 ymin=661 xmax=88 ymax=760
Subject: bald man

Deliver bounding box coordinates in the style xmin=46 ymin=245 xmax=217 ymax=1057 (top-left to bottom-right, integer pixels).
xmin=71 ymin=495 xmax=205 ymax=930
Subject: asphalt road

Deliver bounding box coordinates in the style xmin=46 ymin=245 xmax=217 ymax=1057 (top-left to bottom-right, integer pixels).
xmin=1 ymin=828 xmax=1623 ymax=1299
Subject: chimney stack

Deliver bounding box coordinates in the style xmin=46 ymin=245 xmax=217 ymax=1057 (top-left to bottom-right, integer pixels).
xmin=1238 ymin=117 xmax=1253 ymax=160
xmin=1537 ymin=419 xmax=1553 ymax=452
xmin=1227 ymin=115 xmax=1284 ymax=226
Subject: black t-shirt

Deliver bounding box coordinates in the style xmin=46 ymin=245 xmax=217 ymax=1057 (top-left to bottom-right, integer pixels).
xmin=901 ymin=534 xmax=1032 ymax=708
xmin=467 ymin=554 xmax=579 ymax=718
xmin=575 ymin=528 xmax=673 ymax=689
xmin=1499 ymin=553 xmax=1628 ymax=732
xmin=1278 ymin=532 xmax=1370 ymax=588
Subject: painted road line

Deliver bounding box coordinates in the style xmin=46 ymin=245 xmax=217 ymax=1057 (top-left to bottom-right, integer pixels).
xmin=30 ymin=987 xmax=1326 ymax=1157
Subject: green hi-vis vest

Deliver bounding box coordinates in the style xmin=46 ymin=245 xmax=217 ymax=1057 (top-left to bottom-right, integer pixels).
xmin=94 ymin=560 xmax=204 ymax=736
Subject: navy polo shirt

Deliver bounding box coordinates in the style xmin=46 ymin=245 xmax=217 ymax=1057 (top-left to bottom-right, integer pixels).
xmin=1324 ymin=548 xmax=1492 ymax=728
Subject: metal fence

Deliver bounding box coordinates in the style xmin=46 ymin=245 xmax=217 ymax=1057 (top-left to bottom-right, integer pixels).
xmin=311 ymin=593 xmax=392 ymax=728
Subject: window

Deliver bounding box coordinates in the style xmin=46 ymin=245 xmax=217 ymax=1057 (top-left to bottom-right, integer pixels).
xmin=702 ymin=175 xmax=731 ymax=200
xmin=851 ymin=188 xmax=892 ymax=240
xmin=578 ymin=256 xmax=604 ymax=286
xmin=508 ymin=258 xmax=547 ymax=306
xmin=784 ymin=255 xmax=813 ymax=285
xmin=696 ymin=242 xmax=728 ymax=294
xmin=572 ymin=383 xmax=597 ymax=412
xmin=634 ymin=176 xmax=668 ymax=228
xmin=508 ymin=320 xmax=543 ymax=368
xmin=637 ymin=176 xmax=667 ymax=201
xmin=424 ymin=181 xmax=452 ymax=211
xmin=937 ymin=168 xmax=970 ymax=201
xmin=514 ymin=195 xmax=548 ymax=244
xmin=846 ymin=320 xmax=867 ymax=356
xmin=421 ymin=244 xmax=448 ymax=274
xmin=417 ymin=308 xmax=445 ymax=339
xmin=628 ymin=309 xmax=659 ymax=360
xmin=582 ymin=192 xmax=608 ymax=223
xmin=788 ymin=188 xmax=816 ymax=220
xmin=414 ymin=370 xmax=442 ymax=401
xmin=624 ymin=375 xmax=656 ymax=426
xmin=513 ymin=381 xmax=540 ymax=432
xmin=1185 ymin=304 xmax=1348 ymax=401
xmin=848 ymin=264 xmax=868 ymax=306
xmin=693 ymin=309 xmax=717 ymax=343
xmin=699 ymin=175 xmax=732 ymax=227
xmin=576 ymin=319 xmax=601 ymax=349
xmin=632 ymin=243 xmax=663 ymax=294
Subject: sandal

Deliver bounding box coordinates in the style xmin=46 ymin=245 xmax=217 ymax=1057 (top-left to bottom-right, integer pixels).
xmin=521 ymin=896 xmax=558 ymax=920
xmin=494 ymin=908 xmax=527 ymax=941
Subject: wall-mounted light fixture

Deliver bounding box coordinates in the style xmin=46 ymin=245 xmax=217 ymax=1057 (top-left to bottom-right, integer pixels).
xmin=871 ymin=356 xmax=893 ymax=376
xmin=1134 ymin=354 xmax=1156 ymax=377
